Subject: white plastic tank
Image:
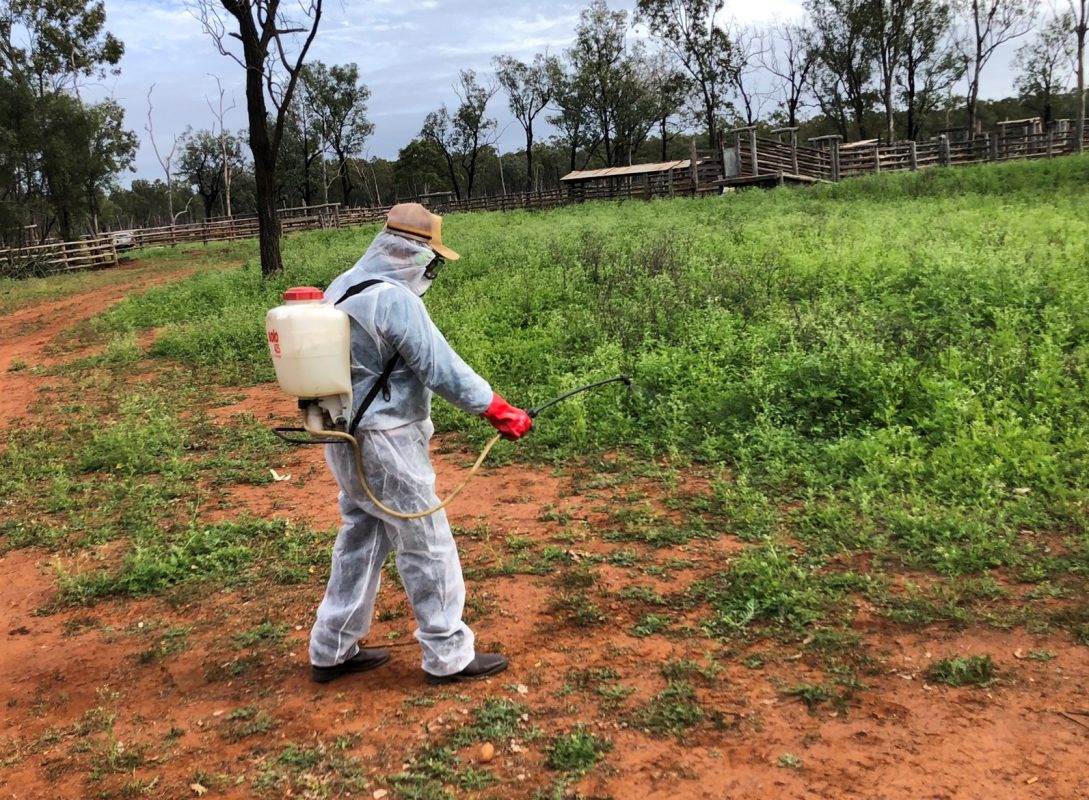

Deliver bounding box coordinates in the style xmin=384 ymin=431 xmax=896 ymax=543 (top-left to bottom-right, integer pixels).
xmin=266 ymin=286 xmax=352 ymax=402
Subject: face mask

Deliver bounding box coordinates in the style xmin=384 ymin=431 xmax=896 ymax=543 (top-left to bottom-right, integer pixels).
xmin=424 ymin=256 xmax=445 ymax=281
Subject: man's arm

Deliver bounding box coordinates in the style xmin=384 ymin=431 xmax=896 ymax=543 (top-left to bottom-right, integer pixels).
xmin=378 ymin=287 xmax=493 ymax=415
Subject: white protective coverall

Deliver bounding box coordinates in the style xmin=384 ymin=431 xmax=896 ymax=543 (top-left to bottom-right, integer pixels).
xmin=309 ymin=231 xmax=493 ymax=676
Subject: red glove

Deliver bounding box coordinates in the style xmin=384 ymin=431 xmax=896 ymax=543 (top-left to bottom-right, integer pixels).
xmin=482 ymin=393 xmax=533 ymax=440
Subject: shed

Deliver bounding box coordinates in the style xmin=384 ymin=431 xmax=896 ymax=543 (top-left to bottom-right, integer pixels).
xmin=560 ymin=159 xmax=708 ymax=200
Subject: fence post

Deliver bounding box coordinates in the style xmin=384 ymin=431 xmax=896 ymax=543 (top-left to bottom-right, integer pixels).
xmin=908 ymin=141 xmax=918 ymax=170
xmin=938 ymin=134 xmax=950 ymax=167
xmin=831 ymin=139 xmax=841 ymax=181
xmin=789 ymin=129 xmax=798 ymax=174
xmin=689 ymin=138 xmax=699 ymax=194
xmin=989 ymin=132 xmax=998 ymax=162
xmin=748 ymin=127 xmax=759 ymax=175
xmin=873 ymin=143 xmax=881 ymax=173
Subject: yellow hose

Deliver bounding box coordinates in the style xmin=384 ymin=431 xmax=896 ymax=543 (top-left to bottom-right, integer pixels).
xmin=304 ymin=410 xmax=502 ymax=521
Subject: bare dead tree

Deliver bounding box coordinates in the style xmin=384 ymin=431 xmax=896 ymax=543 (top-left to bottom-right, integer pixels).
xmin=728 ymin=24 xmax=773 ymax=127
xmin=761 ymin=20 xmax=816 ymax=128
xmin=206 ymin=74 xmax=238 ymax=217
xmin=194 ymin=0 xmax=323 ymax=276
xmin=145 ymin=84 xmax=180 ymax=225
xmin=957 ymin=0 xmax=1038 ymax=137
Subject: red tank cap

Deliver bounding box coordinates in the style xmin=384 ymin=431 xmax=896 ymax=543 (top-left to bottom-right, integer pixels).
xmin=283 ymin=286 xmax=324 ymax=301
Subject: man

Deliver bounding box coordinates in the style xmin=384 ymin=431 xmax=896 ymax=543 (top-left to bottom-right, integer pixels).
xmin=309 ymin=203 xmax=533 ymax=685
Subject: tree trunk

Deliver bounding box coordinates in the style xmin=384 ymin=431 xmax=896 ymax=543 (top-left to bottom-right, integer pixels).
xmin=525 ymin=125 xmax=535 ymax=192
xmin=239 ymin=27 xmax=282 ymax=275
xmin=1077 ymin=4 xmax=1087 ymax=153
xmin=338 ymin=156 xmax=351 ymax=206
xmin=967 ymin=50 xmax=982 ymax=138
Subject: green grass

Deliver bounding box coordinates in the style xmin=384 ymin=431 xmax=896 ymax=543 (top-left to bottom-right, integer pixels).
xmin=637 ymin=680 xmax=704 ymax=737
xmin=94 ymin=156 xmax=1089 ymax=586
xmin=546 ymin=727 xmax=611 ymax=775
xmin=7 ymin=156 xmax=1089 ymax=656
xmin=925 ymin=654 xmax=996 ymax=686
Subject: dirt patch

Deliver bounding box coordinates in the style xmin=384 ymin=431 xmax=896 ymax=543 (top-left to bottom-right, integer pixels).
xmin=2 ymin=262 xmax=1089 ymax=799
xmin=0 ymin=260 xmax=197 ymax=430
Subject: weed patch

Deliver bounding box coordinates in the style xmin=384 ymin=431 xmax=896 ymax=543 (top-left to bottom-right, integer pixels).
xmin=925 ymin=655 xmax=996 ymax=686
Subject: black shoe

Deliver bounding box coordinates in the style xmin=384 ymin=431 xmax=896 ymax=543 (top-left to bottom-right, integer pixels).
xmin=311 ymin=648 xmax=391 ymax=684
xmin=425 ymin=653 xmax=509 ymax=685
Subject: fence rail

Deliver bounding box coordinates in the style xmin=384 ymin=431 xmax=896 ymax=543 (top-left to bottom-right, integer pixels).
xmin=730 ymin=121 xmax=1089 ymax=183
xmin=129 ymin=203 xmax=343 ymax=248
xmin=0 ymin=236 xmax=118 ymax=279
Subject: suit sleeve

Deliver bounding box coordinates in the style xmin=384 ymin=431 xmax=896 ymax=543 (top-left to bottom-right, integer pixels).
xmin=378 ymin=288 xmax=493 ymax=415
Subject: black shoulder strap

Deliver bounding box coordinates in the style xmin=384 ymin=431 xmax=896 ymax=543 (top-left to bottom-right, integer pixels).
xmin=334 ymin=278 xmax=401 ymax=435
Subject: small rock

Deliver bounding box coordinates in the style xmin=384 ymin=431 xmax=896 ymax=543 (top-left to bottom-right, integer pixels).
xmin=373 ymin=790 xmax=389 ymax=799
xmin=515 ymin=684 xmax=529 ymax=695
xmin=480 ymin=742 xmax=495 ymax=763
xmin=189 ymin=784 xmax=207 ymax=797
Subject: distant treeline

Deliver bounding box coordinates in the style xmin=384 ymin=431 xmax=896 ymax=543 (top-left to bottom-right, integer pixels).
xmin=1 ymin=0 xmax=1086 ymax=244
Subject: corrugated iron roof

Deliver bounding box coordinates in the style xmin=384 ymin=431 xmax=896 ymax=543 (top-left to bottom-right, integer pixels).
xmin=560 ymin=160 xmax=692 ymax=182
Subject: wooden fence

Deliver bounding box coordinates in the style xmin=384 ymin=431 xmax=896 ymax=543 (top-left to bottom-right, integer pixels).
xmin=0 ymin=236 xmax=118 ymax=279
xmin=129 ymin=203 xmax=343 ymax=248
xmin=728 ymin=120 xmax=1089 ymax=184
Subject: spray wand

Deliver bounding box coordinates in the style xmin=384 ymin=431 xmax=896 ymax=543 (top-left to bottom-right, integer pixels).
xmin=275 ymin=375 xmax=632 ymax=520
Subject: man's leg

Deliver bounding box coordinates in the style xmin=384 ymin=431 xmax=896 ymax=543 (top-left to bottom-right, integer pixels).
xmin=386 ymin=506 xmax=476 ymax=676
xmin=309 ymin=491 xmax=393 ymax=668
xmin=362 ymin=421 xmax=476 ymax=677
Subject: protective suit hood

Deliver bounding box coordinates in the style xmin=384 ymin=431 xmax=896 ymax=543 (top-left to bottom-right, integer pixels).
xmin=327 ymin=230 xmax=435 ymax=300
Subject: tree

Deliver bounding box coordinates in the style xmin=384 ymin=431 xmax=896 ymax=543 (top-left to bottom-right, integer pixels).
xmin=610 ymin=44 xmax=667 ymax=163
xmin=494 ymin=53 xmax=554 ymax=191
xmin=571 ymin=0 xmax=630 ymax=166
xmin=727 ymin=24 xmax=770 ymax=128
xmin=0 ymin=0 xmax=130 ymax=243
xmin=806 ymin=0 xmax=880 ymax=139
xmin=421 ymin=70 xmax=497 ymax=200
xmin=206 ymin=75 xmax=238 ymax=217
xmin=900 ymin=0 xmax=964 ymax=140
xmin=301 ymin=61 xmax=372 ymax=206
xmin=1072 ymin=0 xmax=1088 ymax=150
xmin=81 ymin=99 xmax=137 ymax=232
xmin=37 ymin=94 xmax=135 ymax=238
xmin=637 ymin=0 xmax=733 ymax=147
xmin=646 ymin=53 xmax=690 ymax=160
xmin=180 ymin=128 xmax=226 ymax=220
xmin=280 ymin=99 xmax=324 ymax=206
xmin=0 ymin=0 xmax=123 ymax=94
xmin=393 ymin=138 xmax=448 ymax=199
xmin=874 ymin=0 xmax=910 ymax=140
xmin=958 ymin=0 xmax=1038 ymax=136
xmin=546 ymin=57 xmax=601 ymax=171
xmin=145 ymin=84 xmax=181 ymax=224
xmin=196 ymin=0 xmax=323 ymax=276
xmin=1013 ymin=12 xmax=1074 ymax=125
xmin=762 ymin=20 xmax=817 ymax=128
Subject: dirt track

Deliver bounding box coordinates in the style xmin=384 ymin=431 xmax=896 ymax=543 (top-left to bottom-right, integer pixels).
xmin=2 ymin=265 xmax=1088 ymax=800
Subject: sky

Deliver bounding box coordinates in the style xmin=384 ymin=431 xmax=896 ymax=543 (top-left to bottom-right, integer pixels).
xmin=85 ymin=0 xmax=1028 ymax=185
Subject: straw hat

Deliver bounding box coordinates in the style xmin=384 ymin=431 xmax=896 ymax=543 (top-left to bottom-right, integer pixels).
xmin=384 ymin=203 xmax=460 ymax=261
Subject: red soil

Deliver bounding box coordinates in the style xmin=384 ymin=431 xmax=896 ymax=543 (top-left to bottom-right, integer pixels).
xmin=2 ymin=268 xmax=1088 ymax=800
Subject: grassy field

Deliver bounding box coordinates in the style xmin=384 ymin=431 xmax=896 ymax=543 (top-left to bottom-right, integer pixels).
xmin=99 ymin=154 xmax=1089 ymax=580
xmin=3 ymin=155 xmax=1089 ymax=798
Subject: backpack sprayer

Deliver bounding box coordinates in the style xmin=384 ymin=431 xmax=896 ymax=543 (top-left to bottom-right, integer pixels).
xmin=265 ymin=285 xmax=630 ymax=520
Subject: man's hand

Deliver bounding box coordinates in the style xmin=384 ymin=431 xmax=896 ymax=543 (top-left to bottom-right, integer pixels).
xmin=482 ymin=393 xmax=533 ymax=440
